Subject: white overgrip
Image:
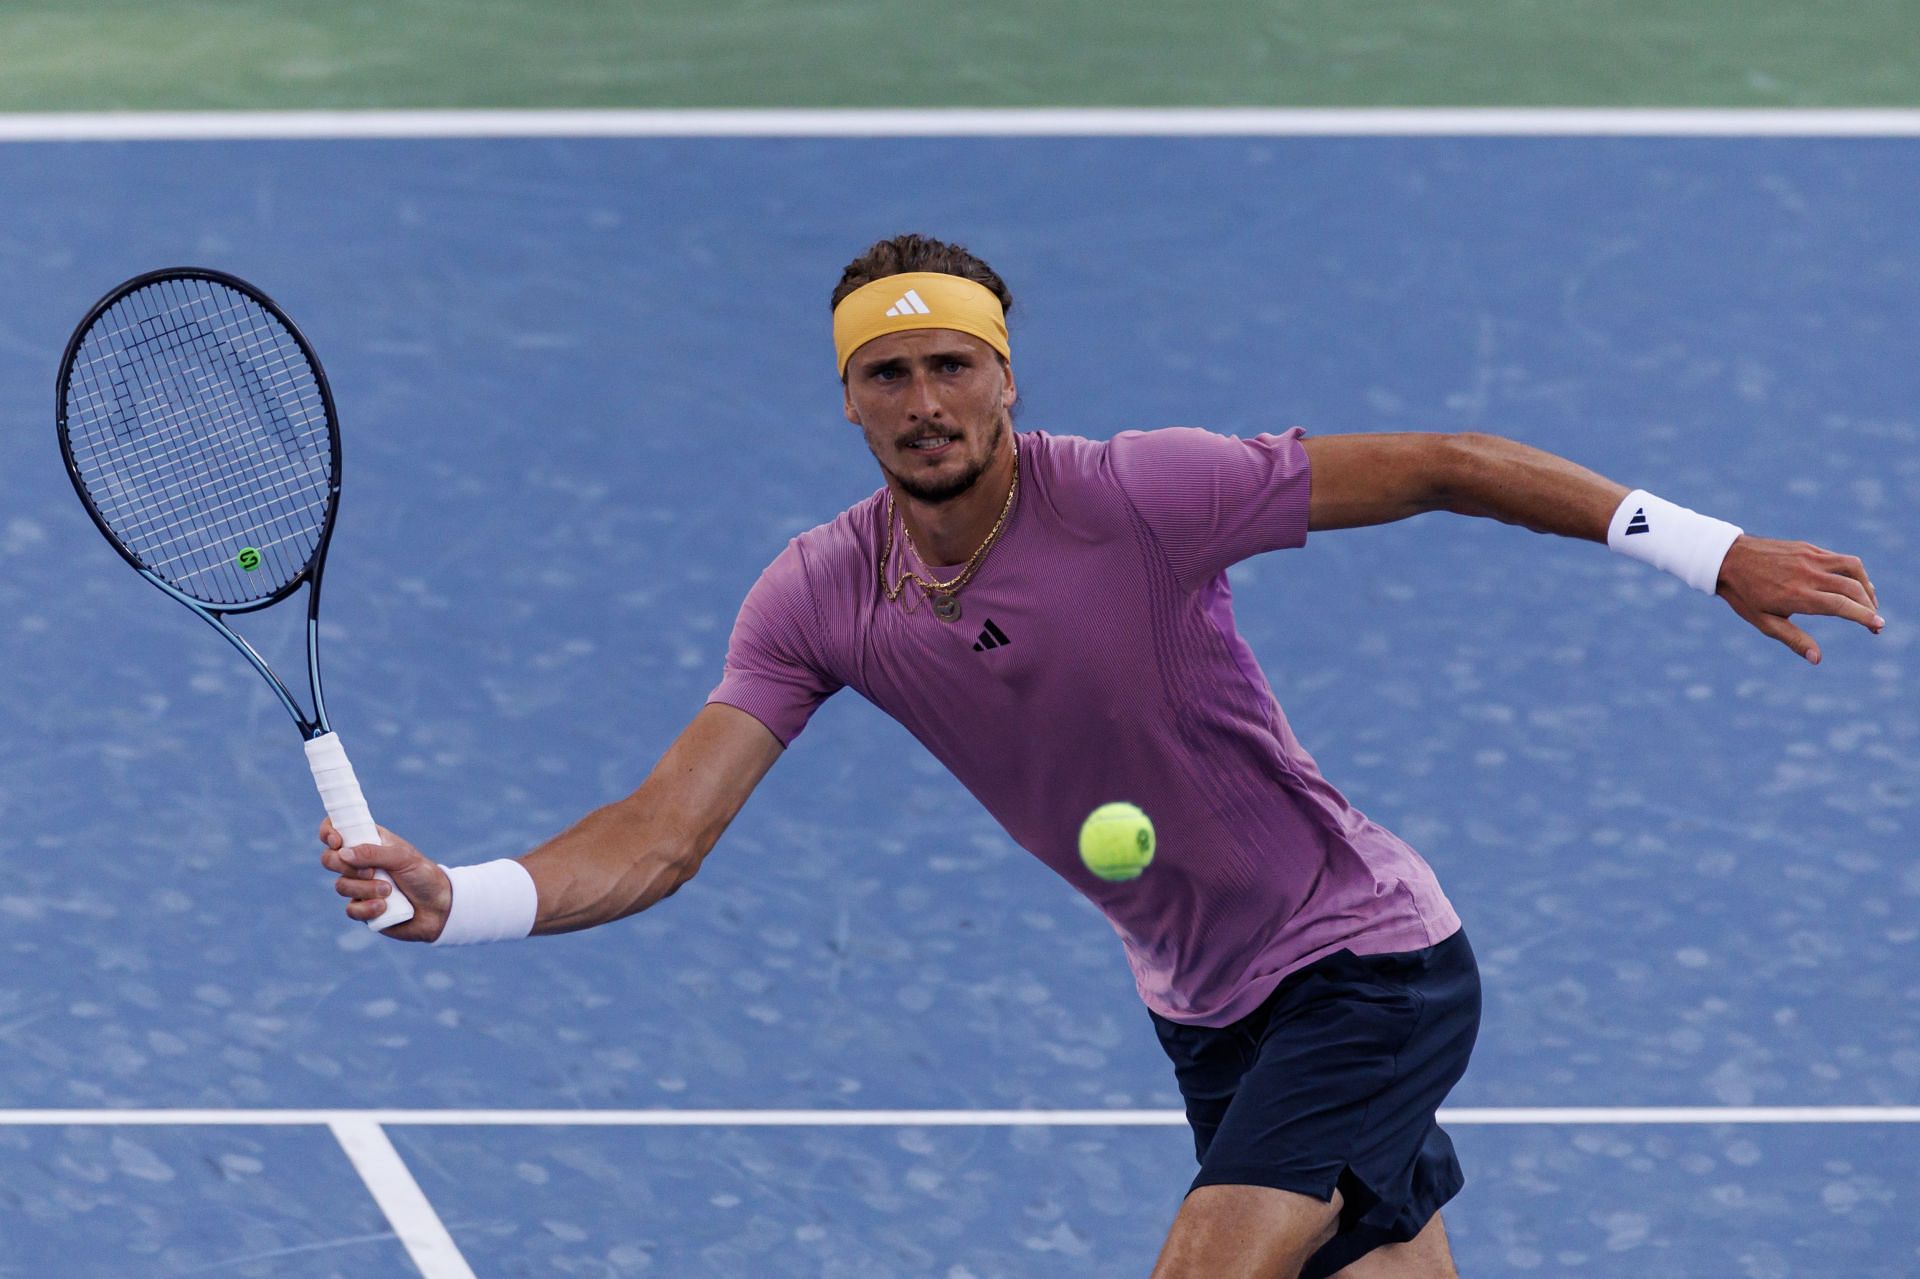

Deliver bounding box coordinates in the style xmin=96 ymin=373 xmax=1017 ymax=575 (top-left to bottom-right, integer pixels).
xmin=305 ymin=731 xmax=416 ymax=931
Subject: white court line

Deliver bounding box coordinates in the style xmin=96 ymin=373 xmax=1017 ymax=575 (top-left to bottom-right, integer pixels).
xmin=328 ymin=1118 xmax=477 ymax=1279
xmin=3 ymin=108 xmax=1920 ymax=141
xmin=2 ymin=1106 xmax=1918 ymax=1126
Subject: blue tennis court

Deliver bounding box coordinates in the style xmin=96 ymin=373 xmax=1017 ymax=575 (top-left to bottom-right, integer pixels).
xmin=0 ymin=130 xmax=1914 ymax=1276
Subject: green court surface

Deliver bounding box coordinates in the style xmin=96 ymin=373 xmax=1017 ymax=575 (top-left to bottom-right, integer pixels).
xmin=1 ymin=0 xmax=1916 ymax=111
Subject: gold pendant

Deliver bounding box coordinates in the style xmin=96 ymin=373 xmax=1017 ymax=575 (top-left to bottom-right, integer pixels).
xmin=931 ymin=594 xmax=961 ymax=623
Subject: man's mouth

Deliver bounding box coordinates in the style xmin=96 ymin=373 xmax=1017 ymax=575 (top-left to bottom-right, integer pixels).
xmin=905 ymin=434 xmax=956 ymax=455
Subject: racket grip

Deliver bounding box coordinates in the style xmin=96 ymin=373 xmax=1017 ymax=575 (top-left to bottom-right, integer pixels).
xmin=305 ymin=732 xmax=416 ymax=932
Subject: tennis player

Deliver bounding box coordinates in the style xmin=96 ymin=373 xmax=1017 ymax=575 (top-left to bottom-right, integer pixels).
xmin=321 ymin=234 xmax=1883 ymax=1278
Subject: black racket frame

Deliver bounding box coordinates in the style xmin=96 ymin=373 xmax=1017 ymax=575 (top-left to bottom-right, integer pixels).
xmin=56 ymin=267 xmax=348 ymax=739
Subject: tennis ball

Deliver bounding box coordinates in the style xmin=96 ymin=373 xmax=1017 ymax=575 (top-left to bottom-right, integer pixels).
xmin=1079 ymin=802 xmax=1155 ymax=882
xmin=236 ymin=546 xmax=261 ymax=572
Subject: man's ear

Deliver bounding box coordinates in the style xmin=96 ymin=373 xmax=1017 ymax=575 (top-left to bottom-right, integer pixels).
xmin=843 ymin=379 xmax=860 ymax=426
xmin=1002 ymin=359 xmax=1017 ymax=410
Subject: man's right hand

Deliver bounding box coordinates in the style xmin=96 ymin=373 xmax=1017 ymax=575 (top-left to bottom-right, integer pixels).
xmin=319 ymin=819 xmax=452 ymax=942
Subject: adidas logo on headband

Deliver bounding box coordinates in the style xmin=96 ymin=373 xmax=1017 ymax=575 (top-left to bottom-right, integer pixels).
xmin=884 ymin=289 xmax=932 ymax=317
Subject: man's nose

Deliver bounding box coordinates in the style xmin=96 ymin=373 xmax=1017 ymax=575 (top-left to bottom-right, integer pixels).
xmin=905 ymin=374 xmax=943 ymax=421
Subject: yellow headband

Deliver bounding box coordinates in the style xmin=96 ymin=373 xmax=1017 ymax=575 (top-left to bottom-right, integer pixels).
xmin=832 ymin=272 xmax=1010 ymax=376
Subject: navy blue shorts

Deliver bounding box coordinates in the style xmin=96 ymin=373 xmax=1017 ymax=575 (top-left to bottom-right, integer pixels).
xmin=1150 ymin=929 xmax=1481 ymax=1279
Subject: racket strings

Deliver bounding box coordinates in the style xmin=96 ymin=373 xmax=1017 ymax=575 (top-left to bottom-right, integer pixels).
xmin=73 ymin=284 xmax=323 ymax=550
xmin=99 ymin=297 xmax=317 ymax=499
xmin=85 ymin=325 xmax=303 ymax=506
xmin=67 ymin=292 xmax=320 ymax=549
xmin=64 ymin=276 xmax=335 ymax=606
xmin=86 ymin=310 xmax=321 ymax=569
xmin=69 ymin=279 xmax=327 ymax=546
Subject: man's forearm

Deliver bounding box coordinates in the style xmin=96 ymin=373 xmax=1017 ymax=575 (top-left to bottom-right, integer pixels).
xmin=511 ymin=703 xmax=781 ymax=936
xmin=1437 ymin=431 xmax=1631 ymax=541
xmin=519 ymin=788 xmax=707 ymax=935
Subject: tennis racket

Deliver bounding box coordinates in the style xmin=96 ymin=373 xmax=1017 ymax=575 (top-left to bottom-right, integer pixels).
xmin=57 ymin=267 xmax=414 ymax=931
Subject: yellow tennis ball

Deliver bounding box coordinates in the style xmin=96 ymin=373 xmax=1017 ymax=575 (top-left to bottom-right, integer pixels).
xmin=1079 ymin=802 xmax=1155 ymax=882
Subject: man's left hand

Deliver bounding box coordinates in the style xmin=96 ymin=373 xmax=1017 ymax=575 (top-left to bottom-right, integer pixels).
xmin=1717 ymin=536 xmax=1884 ymax=665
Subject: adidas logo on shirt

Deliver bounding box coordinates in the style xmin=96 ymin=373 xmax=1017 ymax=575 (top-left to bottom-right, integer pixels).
xmin=1624 ymin=508 xmax=1651 ymax=536
xmin=884 ymin=289 xmax=932 ymax=317
xmin=972 ymin=619 xmax=1011 ymax=652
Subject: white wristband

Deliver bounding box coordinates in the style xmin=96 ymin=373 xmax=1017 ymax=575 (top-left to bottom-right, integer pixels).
xmin=434 ymin=859 xmax=538 ymax=945
xmin=1607 ymin=489 xmax=1743 ymax=594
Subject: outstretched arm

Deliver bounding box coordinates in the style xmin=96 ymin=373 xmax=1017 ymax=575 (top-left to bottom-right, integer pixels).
xmin=1300 ymin=431 xmax=1884 ymax=664
xmin=320 ymin=702 xmax=784 ymax=939
xmin=1303 ymin=430 xmax=1632 ymax=538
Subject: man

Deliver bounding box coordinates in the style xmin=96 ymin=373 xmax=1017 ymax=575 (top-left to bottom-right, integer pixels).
xmin=322 ymin=234 xmax=1883 ymax=1278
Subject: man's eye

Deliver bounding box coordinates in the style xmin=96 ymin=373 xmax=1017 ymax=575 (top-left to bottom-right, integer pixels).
xmin=942 ymin=360 xmax=966 ymax=373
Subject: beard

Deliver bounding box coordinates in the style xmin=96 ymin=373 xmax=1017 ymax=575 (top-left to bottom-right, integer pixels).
xmin=883 ymin=416 xmax=1006 ymax=506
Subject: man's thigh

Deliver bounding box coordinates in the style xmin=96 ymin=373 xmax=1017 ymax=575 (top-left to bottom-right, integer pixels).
xmin=1151 ymin=932 xmax=1481 ymax=1277
xmin=1329 ymin=1210 xmax=1458 ymax=1278
xmin=1151 ymin=1183 xmax=1344 ymax=1279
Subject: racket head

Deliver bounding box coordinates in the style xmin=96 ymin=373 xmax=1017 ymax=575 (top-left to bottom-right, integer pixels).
xmin=57 ymin=268 xmax=342 ymax=613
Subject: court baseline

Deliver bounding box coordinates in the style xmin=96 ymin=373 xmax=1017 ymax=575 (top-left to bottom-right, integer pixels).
xmin=2 ymin=107 xmax=1920 ymax=141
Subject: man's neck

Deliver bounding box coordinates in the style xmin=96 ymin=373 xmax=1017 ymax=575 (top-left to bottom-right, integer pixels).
xmin=895 ymin=438 xmax=1018 ymax=569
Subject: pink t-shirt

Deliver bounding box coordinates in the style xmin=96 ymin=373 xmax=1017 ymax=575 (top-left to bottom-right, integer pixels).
xmin=709 ymin=428 xmax=1460 ymax=1026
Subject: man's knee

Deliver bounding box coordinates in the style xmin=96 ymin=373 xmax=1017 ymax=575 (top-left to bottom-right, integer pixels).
xmin=1151 ymin=1183 xmax=1344 ymax=1279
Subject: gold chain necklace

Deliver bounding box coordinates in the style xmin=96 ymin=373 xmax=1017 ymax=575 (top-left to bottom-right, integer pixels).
xmin=878 ymin=443 xmax=1019 ymax=623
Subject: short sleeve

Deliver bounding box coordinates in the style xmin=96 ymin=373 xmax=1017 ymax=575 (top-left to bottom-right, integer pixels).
xmin=707 ymin=541 xmax=844 ymax=747
xmin=1106 ymin=426 xmax=1312 ymax=591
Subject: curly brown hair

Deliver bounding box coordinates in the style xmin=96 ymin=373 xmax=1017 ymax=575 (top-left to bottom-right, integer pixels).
xmin=830 ymin=234 xmax=1013 ymax=317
